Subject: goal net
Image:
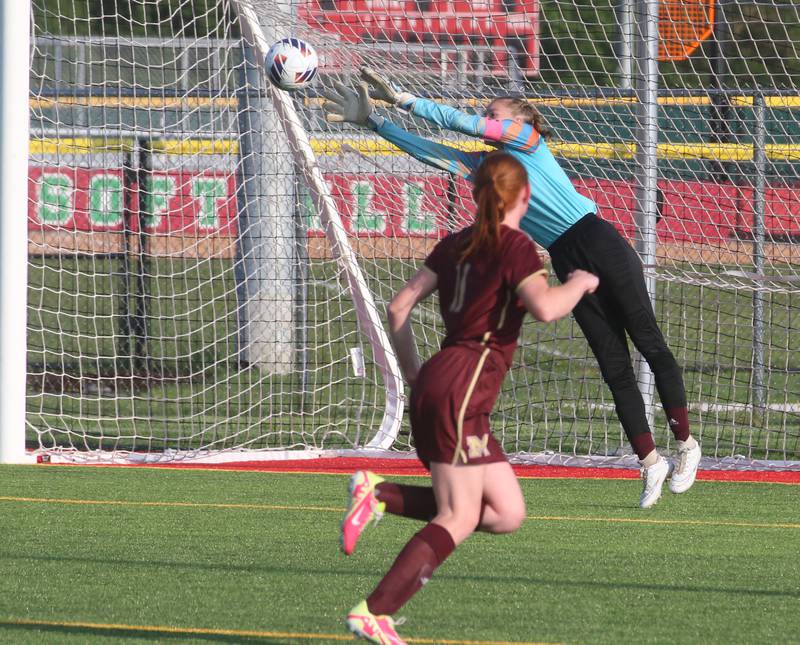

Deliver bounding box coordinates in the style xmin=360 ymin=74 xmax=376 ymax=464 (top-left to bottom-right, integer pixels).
xmin=26 ymin=0 xmax=799 ymax=468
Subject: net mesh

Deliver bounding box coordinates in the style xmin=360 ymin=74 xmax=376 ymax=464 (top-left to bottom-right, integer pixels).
xmin=27 ymin=0 xmax=800 ymax=466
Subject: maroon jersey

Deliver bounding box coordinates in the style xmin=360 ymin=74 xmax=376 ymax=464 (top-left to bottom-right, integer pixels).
xmin=411 ymin=225 xmax=546 ymax=467
xmin=424 ymin=224 xmax=546 ymax=368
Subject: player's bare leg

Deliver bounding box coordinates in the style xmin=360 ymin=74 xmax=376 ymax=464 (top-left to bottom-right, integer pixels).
xmin=429 ymin=461 xmax=486 ymax=544
xmin=475 ymin=461 xmax=526 ymax=534
xmin=372 ymin=463 xmax=523 ymax=534
xmin=344 ymin=466 xmax=520 ymax=561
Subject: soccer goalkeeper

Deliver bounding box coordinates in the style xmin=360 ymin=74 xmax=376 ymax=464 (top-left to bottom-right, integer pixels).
xmin=322 ymin=69 xmax=702 ymax=510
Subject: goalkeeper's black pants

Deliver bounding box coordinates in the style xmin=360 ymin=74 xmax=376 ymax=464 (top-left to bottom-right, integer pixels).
xmin=548 ymin=213 xmax=687 ymax=441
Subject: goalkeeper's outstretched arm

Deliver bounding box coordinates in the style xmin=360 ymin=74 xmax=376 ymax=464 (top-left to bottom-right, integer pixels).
xmin=321 ymin=76 xmax=482 ymax=179
xmin=361 ymin=67 xmax=542 ymax=154
xmin=371 ymin=118 xmax=482 ymax=180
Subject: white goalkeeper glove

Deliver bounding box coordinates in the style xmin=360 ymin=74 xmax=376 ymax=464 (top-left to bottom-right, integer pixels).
xmin=360 ymin=66 xmax=416 ymax=110
xmin=321 ymin=80 xmax=377 ymax=128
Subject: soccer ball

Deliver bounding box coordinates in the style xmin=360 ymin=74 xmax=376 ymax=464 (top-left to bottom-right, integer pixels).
xmin=265 ymin=38 xmax=318 ymax=91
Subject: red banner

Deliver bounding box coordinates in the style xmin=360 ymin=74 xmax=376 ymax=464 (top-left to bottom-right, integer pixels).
xmin=28 ymin=168 xmax=238 ymax=236
xmin=27 ymin=167 xmax=800 ymax=244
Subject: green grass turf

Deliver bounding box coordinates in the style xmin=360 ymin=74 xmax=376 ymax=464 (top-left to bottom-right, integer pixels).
xmin=1 ymin=465 xmax=798 ymax=644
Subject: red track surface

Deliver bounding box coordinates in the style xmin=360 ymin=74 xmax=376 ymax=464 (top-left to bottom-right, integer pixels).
xmin=151 ymin=457 xmax=800 ymax=484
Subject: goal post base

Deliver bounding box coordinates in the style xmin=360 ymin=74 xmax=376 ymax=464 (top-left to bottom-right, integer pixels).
xmin=30 ymin=448 xmax=800 ymax=472
xmin=30 ymin=447 xmax=420 ymax=466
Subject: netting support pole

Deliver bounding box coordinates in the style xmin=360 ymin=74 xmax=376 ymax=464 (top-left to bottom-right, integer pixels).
xmin=0 ymin=0 xmax=31 ymax=463
xmin=119 ymin=137 xmax=151 ymax=376
xmin=752 ymin=93 xmax=766 ymax=409
xmin=632 ymin=0 xmax=660 ymax=432
xmin=235 ymin=39 xmax=297 ymax=372
xmin=617 ymin=0 xmax=635 ymax=90
xmin=708 ymin=0 xmax=732 ymax=183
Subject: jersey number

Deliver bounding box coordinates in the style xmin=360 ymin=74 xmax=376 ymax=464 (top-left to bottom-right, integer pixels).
xmin=450 ymin=263 xmax=471 ymax=313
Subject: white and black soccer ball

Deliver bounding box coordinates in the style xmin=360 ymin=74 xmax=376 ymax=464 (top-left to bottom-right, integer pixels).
xmin=265 ymin=38 xmax=318 ymax=91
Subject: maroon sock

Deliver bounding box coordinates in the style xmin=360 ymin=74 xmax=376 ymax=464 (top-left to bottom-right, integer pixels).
xmin=375 ymin=482 xmax=437 ymax=522
xmin=664 ymin=406 xmax=691 ymax=441
xmin=629 ymin=431 xmax=657 ymax=460
xmin=366 ymin=523 xmax=455 ymax=616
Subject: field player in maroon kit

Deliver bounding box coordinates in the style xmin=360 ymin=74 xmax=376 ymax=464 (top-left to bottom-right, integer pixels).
xmin=343 ymin=152 xmax=599 ymax=644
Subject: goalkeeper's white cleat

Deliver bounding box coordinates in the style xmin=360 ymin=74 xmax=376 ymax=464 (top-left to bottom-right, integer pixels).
xmin=342 ymin=470 xmax=386 ymax=555
xmin=669 ymin=439 xmax=702 ymax=494
xmin=639 ymin=456 xmax=670 ymax=509
xmin=346 ymin=600 xmax=407 ymax=645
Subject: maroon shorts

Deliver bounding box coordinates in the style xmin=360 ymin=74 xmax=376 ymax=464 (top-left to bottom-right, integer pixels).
xmin=409 ymin=345 xmax=508 ymax=469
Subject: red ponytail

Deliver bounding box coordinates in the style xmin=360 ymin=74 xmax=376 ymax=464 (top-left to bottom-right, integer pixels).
xmin=459 ymin=152 xmax=528 ymax=262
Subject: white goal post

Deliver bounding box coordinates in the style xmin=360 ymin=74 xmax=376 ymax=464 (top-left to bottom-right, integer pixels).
xmin=9 ymin=0 xmax=800 ymax=468
xmin=231 ymin=0 xmax=404 ymax=451
xmin=0 ymin=0 xmax=32 ymax=464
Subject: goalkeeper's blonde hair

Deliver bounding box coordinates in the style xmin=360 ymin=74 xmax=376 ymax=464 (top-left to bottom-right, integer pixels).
xmin=491 ymin=97 xmax=553 ymax=139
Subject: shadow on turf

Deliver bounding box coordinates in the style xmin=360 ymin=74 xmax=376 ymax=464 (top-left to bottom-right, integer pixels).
xmin=0 ymin=622 xmax=304 ymax=644
xmin=5 ymin=552 xmax=799 ymax=600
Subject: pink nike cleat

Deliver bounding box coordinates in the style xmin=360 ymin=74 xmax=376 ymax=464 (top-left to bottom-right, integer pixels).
xmin=346 ymin=600 xmax=407 ymax=645
xmin=341 ymin=470 xmax=385 ymax=555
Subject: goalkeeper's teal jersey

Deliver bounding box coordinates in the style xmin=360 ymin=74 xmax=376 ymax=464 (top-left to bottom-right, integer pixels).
xmin=372 ymin=97 xmax=597 ymax=249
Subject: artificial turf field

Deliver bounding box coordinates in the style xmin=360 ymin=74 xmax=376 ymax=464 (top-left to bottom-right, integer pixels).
xmin=1 ymin=464 xmax=798 ymax=645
